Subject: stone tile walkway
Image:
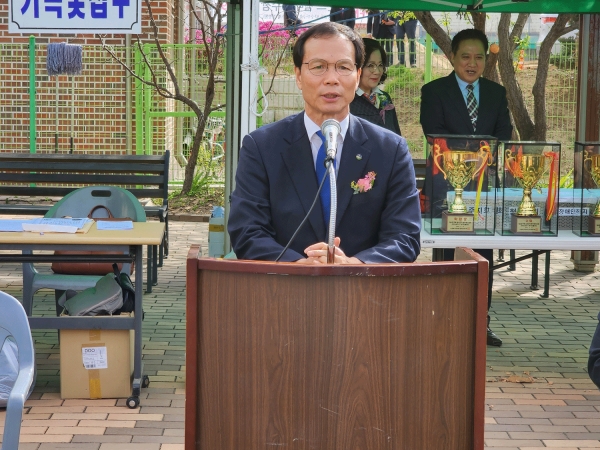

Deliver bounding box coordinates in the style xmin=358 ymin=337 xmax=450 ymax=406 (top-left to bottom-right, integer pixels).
xmin=0 ymin=220 xmax=599 ymax=449
xmin=484 ymin=248 xmax=600 ymax=449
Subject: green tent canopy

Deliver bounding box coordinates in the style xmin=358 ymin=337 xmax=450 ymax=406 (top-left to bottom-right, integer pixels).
xmin=269 ymin=0 xmax=600 ymax=14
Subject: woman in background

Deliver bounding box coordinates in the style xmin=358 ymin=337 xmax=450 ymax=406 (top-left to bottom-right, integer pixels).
xmin=350 ymin=38 xmax=401 ymax=135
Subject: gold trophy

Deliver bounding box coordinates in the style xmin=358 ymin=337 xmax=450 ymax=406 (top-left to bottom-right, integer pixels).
xmin=434 ymin=145 xmax=489 ymax=233
xmin=504 ymin=148 xmax=546 ymax=233
xmin=584 ymin=150 xmax=600 ymax=233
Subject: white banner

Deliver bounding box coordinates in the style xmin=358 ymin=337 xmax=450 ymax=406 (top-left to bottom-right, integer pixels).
xmin=9 ymin=0 xmax=142 ymax=34
xmin=257 ymin=4 xmax=368 ymax=25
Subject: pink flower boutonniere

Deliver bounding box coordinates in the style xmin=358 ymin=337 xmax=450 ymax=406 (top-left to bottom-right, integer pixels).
xmin=351 ymin=171 xmax=376 ymax=195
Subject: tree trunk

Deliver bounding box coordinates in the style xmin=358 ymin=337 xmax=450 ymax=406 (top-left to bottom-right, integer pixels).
xmin=483 ymin=54 xmax=500 ymax=84
xmin=498 ymin=13 xmax=535 ymax=140
xmin=181 ymin=35 xmax=220 ymax=194
xmin=182 ymin=107 xmax=206 ymax=194
xmin=532 ymin=14 xmax=573 ymax=141
xmin=471 ymin=12 xmax=486 ymax=33
xmin=414 ymin=11 xmax=451 ymax=58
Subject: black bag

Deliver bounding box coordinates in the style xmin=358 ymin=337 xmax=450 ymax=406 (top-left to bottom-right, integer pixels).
xmin=112 ymin=263 xmax=135 ymax=313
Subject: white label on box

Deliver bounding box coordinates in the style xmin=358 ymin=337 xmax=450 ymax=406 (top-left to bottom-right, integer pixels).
xmin=507 ymin=206 xmax=540 ymax=215
xmin=82 ymin=347 xmax=108 ymax=370
xmin=558 ymin=207 xmax=590 ymax=216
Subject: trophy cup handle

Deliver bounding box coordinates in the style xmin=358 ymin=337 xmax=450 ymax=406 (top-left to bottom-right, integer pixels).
xmin=504 ymin=147 xmax=516 ymax=176
xmin=584 ymin=149 xmax=593 ymax=173
xmin=433 ymin=144 xmax=447 ymax=179
xmin=473 ymin=142 xmax=491 ymax=179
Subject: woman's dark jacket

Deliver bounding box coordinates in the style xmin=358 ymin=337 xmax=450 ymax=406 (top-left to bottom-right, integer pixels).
xmin=350 ymin=91 xmax=401 ymax=136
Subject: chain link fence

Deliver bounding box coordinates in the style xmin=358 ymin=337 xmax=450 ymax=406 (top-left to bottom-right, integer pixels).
xmin=259 ymin=37 xmax=579 ymax=176
xmin=0 ymin=36 xmax=579 ymax=188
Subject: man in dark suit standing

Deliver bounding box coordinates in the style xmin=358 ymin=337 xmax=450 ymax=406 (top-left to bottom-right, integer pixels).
xmin=420 ymin=28 xmax=512 ymax=346
xmin=588 ymin=312 xmax=600 ymax=389
xmin=376 ymin=12 xmax=396 ymax=66
xmin=330 ymin=7 xmax=356 ymax=29
xmin=366 ymin=9 xmax=380 ymax=39
xmin=283 ymin=5 xmax=302 ymax=27
xmin=229 ymin=22 xmax=421 ymax=264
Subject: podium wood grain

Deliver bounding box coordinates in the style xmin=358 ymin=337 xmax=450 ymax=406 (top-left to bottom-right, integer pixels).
xmin=186 ymin=248 xmax=488 ymax=450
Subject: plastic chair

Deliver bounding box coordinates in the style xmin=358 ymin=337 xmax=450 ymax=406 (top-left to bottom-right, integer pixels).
xmin=0 ymin=291 xmax=35 ymax=450
xmin=21 ymin=186 xmax=147 ymax=316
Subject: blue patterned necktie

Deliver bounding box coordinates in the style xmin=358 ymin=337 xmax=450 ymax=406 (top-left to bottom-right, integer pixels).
xmin=315 ymin=130 xmax=336 ymax=228
xmin=466 ymin=84 xmax=478 ymax=130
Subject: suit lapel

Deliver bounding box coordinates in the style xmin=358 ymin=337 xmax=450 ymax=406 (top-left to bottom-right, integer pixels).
xmin=446 ymin=73 xmax=475 ymax=134
xmin=335 ymin=116 xmax=370 ymax=227
xmin=281 ymin=114 xmax=326 ymax=239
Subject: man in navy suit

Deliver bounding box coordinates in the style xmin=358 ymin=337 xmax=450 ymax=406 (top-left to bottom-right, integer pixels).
xmin=420 ymin=28 xmax=512 ymax=346
xmin=420 ymin=30 xmax=512 ymax=140
xmin=589 ymin=313 xmax=600 ymax=388
xmin=228 ymin=22 xmax=421 ymax=264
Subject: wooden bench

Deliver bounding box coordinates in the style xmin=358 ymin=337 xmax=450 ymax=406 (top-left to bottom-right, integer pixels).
xmin=0 ymin=151 xmax=170 ymax=283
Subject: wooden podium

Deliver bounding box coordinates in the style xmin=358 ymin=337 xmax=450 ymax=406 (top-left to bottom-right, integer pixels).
xmin=186 ymin=246 xmax=488 ymax=450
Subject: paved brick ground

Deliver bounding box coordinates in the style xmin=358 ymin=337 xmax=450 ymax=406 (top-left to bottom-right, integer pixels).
xmin=484 ymin=248 xmax=600 ymax=449
xmin=1 ymin=220 xmax=599 ymax=449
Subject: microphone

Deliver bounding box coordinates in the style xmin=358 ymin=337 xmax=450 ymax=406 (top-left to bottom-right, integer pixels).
xmin=320 ymin=119 xmax=340 ymax=263
xmin=274 ymin=119 xmax=340 ymax=262
xmin=321 ymin=119 xmax=341 ymax=162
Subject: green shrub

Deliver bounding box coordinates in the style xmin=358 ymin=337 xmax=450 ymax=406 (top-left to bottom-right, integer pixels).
xmin=384 ymin=65 xmax=420 ymax=92
xmin=550 ymin=37 xmax=577 ymax=70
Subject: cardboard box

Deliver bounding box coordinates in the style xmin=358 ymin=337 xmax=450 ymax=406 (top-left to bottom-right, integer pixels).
xmin=60 ymin=314 xmax=134 ymax=399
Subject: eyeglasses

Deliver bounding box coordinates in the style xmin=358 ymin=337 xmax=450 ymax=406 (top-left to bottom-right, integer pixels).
xmin=364 ymin=63 xmax=385 ymax=73
xmin=302 ymin=59 xmax=357 ymax=76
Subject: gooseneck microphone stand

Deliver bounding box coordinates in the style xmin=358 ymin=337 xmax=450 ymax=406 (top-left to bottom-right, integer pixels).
xmin=320 ymin=118 xmax=341 ymax=264
xmin=326 ymin=160 xmax=337 ymax=264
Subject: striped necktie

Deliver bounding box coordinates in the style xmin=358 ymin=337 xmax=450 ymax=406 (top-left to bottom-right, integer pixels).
xmin=466 ymin=84 xmax=478 ymax=130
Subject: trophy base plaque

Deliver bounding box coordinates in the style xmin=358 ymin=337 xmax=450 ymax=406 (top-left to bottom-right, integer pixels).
xmin=510 ymin=214 xmax=542 ymax=234
xmin=588 ymin=215 xmax=600 ymax=234
xmin=441 ymin=211 xmax=475 ymax=234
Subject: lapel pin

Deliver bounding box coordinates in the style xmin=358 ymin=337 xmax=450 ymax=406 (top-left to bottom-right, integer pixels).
xmin=356 ymin=154 xmax=362 ymax=160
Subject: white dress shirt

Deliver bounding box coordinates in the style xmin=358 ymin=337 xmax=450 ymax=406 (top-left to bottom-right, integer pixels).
xmin=303 ymin=113 xmax=349 ymax=177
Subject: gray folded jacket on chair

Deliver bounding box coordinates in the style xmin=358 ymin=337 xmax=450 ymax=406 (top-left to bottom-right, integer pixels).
xmin=58 ymin=273 xmax=123 ymax=316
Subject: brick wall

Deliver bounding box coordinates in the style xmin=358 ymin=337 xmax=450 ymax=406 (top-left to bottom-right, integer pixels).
xmin=0 ymin=0 xmax=178 ymax=155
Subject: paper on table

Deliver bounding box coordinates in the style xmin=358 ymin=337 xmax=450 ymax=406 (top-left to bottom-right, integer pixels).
xmin=22 ymin=218 xmax=94 ymax=234
xmin=22 ymin=223 xmax=78 ymax=233
xmin=0 ymin=219 xmax=29 ymax=232
xmin=96 ymin=220 xmax=134 ymax=230
xmin=28 ymin=218 xmax=91 ymax=228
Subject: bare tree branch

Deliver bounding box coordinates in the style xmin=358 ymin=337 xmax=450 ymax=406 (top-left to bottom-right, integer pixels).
xmin=508 ymin=13 xmax=530 ymax=53
xmin=98 ymin=36 xmax=175 ymax=99
xmin=144 ymin=0 xmax=183 ymax=99
xmin=101 ymin=0 xmax=226 ymax=194
xmin=259 ymin=23 xmax=297 ymax=100
xmin=414 ymin=11 xmax=452 ymax=58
